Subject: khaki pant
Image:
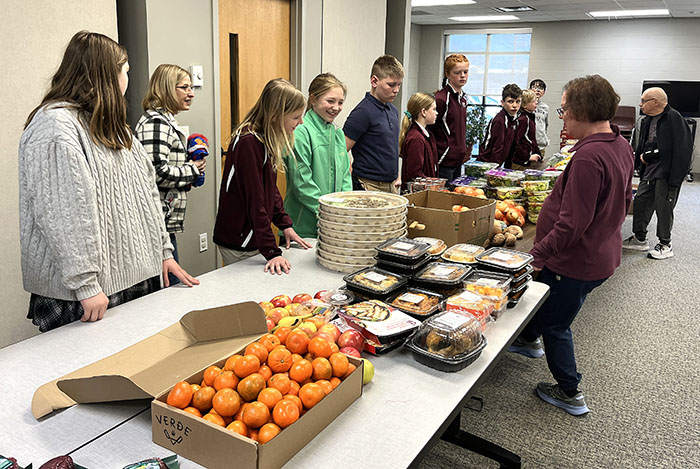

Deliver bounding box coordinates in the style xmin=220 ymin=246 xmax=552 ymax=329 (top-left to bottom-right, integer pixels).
xmin=352 ymin=174 xmax=399 ymax=194
xmin=219 ymin=246 xmax=259 ymax=266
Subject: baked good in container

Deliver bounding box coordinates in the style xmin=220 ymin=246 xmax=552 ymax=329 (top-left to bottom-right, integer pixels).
xmin=441 ymin=244 xmax=485 ymax=264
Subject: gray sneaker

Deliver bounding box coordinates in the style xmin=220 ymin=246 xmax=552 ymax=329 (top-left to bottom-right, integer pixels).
xmin=535 ymin=382 xmax=589 ymax=416
xmin=648 ymin=243 xmax=673 ymax=260
xmin=508 ymin=336 xmax=544 ymax=358
xmin=622 ymin=235 xmax=649 ymax=251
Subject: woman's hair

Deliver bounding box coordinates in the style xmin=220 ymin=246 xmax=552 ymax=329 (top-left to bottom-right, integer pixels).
xmin=25 ymin=31 xmax=132 ymax=150
xmin=142 ymin=64 xmax=191 ymax=114
xmin=235 ymin=78 xmax=306 ymax=170
xmin=563 ymin=75 xmax=620 ymax=123
xmin=399 ymin=92 xmax=435 ymax=149
xmin=442 ymin=54 xmax=470 ymax=88
xmin=521 ymin=89 xmax=537 ymax=107
xmin=307 ymin=73 xmax=347 ymax=111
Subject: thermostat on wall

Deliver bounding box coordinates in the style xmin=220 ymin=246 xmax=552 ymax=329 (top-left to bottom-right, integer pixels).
xmin=190 ymin=65 xmax=204 ymax=87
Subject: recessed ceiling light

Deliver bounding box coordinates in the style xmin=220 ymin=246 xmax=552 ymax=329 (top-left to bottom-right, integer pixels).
xmin=450 ymin=15 xmax=519 ymax=22
xmin=412 ymin=0 xmax=476 ymax=7
xmin=589 ymin=9 xmax=669 ymax=18
xmin=494 ymin=6 xmax=535 ymax=13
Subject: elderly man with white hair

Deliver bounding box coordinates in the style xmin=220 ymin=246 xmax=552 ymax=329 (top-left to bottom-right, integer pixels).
xmin=622 ymin=87 xmax=693 ymax=259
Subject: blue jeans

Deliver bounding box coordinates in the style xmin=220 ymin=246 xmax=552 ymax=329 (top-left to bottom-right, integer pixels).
xmin=521 ymin=267 xmax=606 ymax=391
xmin=168 ymin=233 xmax=180 ymax=286
xmin=438 ymin=165 xmax=462 ymax=183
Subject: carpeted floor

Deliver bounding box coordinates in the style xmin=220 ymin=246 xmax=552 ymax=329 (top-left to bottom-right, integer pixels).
xmin=419 ymin=179 xmax=700 ymax=469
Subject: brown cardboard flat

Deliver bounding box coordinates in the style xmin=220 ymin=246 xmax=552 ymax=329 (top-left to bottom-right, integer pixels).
xmin=32 ymin=302 xmax=267 ymax=419
xmin=405 ymin=191 xmax=495 ymax=247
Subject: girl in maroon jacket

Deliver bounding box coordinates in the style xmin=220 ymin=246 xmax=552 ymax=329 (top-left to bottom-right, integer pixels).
xmin=399 ymin=92 xmax=438 ymax=192
xmin=214 ymin=79 xmax=311 ymax=275
xmin=511 ymin=89 xmax=542 ymax=168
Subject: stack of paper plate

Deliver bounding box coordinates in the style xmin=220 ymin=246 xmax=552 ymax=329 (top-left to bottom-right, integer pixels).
xmin=316 ymin=191 xmax=408 ymax=272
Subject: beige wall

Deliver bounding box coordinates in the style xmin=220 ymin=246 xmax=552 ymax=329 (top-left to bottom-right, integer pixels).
xmin=0 ymin=1 xmax=118 ymax=348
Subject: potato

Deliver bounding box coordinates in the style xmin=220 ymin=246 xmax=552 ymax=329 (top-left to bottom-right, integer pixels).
xmin=504 ymin=233 xmax=517 ymax=247
xmin=491 ymin=233 xmax=506 ymax=246
xmin=505 ymin=225 xmax=524 ymax=239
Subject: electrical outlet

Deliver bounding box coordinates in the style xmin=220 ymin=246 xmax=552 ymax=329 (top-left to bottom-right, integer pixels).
xmin=199 ymin=233 xmax=208 ymax=253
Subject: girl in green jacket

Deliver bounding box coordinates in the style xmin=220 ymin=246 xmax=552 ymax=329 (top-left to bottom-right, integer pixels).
xmin=284 ymin=73 xmax=352 ymax=238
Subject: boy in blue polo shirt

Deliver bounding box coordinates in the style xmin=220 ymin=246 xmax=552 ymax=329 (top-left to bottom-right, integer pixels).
xmin=344 ymin=55 xmax=404 ymax=193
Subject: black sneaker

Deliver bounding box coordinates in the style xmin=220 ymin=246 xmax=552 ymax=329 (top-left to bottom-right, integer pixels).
xmin=508 ymin=336 xmax=544 ymax=358
xmin=535 ymin=382 xmax=589 ymax=416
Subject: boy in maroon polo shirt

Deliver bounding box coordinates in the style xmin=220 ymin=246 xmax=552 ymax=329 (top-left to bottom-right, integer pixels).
xmin=508 ymin=75 xmax=634 ymax=416
xmin=477 ymin=84 xmax=521 ymax=166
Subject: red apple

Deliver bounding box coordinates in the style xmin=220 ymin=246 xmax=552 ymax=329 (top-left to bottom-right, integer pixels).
xmin=338 ymin=330 xmax=365 ymax=351
xmin=270 ymin=294 xmax=292 ymax=308
xmin=340 ymin=346 xmax=361 ymax=358
xmin=266 ymin=318 xmax=275 ymax=331
xmin=318 ymin=323 xmax=341 ymax=342
xmin=314 ymin=290 xmax=330 ymax=300
xmin=292 ymin=293 xmax=313 ymax=304
xmin=267 ymin=307 xmax=289 ymax=324
xmin=313 ymin=332 xmax=336 ymax=344
xmin=258 ymin=301 xmax=274 ymax=312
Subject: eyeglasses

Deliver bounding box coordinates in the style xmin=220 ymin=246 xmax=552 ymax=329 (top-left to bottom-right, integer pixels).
xmin=176 ymin=85 xmax=195 ymax=92
xmin=556 ymin=106 xmax=567 ymax=117
xmin=640 ymin=97 xmax=656 ymax=104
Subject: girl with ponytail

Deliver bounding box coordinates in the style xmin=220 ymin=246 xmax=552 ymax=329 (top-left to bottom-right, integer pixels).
xmin=399 ymin=92 xmax=438 ymax=192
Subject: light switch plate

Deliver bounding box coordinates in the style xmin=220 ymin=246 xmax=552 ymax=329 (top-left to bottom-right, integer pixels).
xmin=190 ymin=65 xmax=204 ymax=87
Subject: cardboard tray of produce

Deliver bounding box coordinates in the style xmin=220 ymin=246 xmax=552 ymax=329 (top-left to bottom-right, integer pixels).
xmin=32 ymin=302 xmax=363 ymax=469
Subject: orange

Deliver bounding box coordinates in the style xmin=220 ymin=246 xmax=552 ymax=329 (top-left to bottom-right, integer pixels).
xmin=342 ymin=363 xmax=357 ymax=379
xmin=234 ymin=402 xmax=249 ymax=421
xmin=329 ymin=352 xmax=349 ymax=377
xmin=190 ymin=383 xmax=201 ymax=394
xmin=258 ymin=387 xmax=283 ymax=410
xmin=285 ymin=330 xmax=310 ymax=355
xmin=214 ymin=370 xmax=240 ymax=391
xmin=226 ymin=420 xmax=248 ymax=436
xmin=291 ymin=353 xmax=304 ymax=363
xmin=289 ymin=359 xmax=313 ymax=383
xmin=330 ymin=342 xmax=340 ymax=354
xmin=245 ymin=342 xmax=269 ymax=364
xmin=283 ymin=394 xmax=303 ymax=413
xmin=248 ymin=428 xmax=259 ymax=442
xmin=268 ymin=373 xmax=292 ymax=395
xmin=299 ymin=382 xmax=325 ymax=409
xmin=223 ymin=354 xmax=242 ymax=372
xmin=272 ymin=398 xmax=300 ymax=428
xmin=308 ymin=337 xmax=332 ymax=359
xmin=274 ymin=326 xmax=292 ymax=345
xmin=288 ymin=380 xmax=300 ymax=396
xmin=330 ymin=377 xmax=342 ymax=389
xmin=203 ymin=366 xmax=223 ymax=387
xmin=311 ymin=357 xmax=332 ymax=381
xmin=237 ymin=373 xmax=266 ymax=402
xmin=166 ymin=381 xmax=193 ymax=409
xmin=183 ymin=406 xmax=202 ymax=417
xmin=211 ymin=388 xmax=242 ymax=417
xmin=233 ymin=354 xmax=261 ymax=378
xmin=242 ymin=401 xmax=270 ymax=429
xmin=268 ymin=347 xmax=293 ymax=373
xmin=202 ymin=412 xmax=226 ymax=427
xmin=258 ymin=364 xmax=273 ymax=382
xmin=316 ymin=379 xmax=333 ymax=396
xmin=259 ymin=334 xmax=281 ymax=352
xmin=191 ymin=385 xmax=216 ymax=412
xmin=257 ymin=423 xmax=282 ymax=444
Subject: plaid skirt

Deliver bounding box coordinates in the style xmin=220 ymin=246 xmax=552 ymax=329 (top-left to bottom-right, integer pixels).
xmin=28 ymin=276 xmax=161 ymax=332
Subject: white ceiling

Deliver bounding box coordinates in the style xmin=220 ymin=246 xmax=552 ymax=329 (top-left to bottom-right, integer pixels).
xmin=411 ymin=0 xmax=700 ymax=25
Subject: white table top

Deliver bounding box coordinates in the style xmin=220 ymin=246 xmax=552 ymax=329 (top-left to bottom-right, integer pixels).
xmin=1 ymin=242 xmax=548 ymax=468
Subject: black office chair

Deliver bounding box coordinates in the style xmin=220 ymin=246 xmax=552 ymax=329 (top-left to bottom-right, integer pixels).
xmin=612 ymin=106 xmax=636 ymax=142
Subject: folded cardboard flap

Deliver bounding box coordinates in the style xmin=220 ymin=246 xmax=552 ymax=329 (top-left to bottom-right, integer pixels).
xmin=32 ymin=301 xmax=267 ymax=419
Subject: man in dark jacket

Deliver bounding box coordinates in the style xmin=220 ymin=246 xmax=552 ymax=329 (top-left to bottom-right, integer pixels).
xmin=622 ymin=87 xmax=693 ymax=259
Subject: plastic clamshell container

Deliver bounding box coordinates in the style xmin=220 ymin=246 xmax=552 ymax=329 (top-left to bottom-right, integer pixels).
xmin=485 ymin=168 xmax=526 ymax=187
xmin=388 ymin=287 xmax=443 ymax=317
xmin=495 ymin=186 xmax=524 ymax=200
xmin=521 ymin=180 xmax=550 ymax=193
xmin=413 ymin=237 xmax=447 ymax=257
xmin=463 ymin=160 xmax=499 ymax=178
xmin=527 ymin=212 xmax=539 ymax=224
xmin=375 ymin=237 xmax=432 ymax=263
xmin=343 ymin=266 xmax=407 ymax=298
xmin=511 ymin=265 xmax=534 ymax=288
xmin=523 ymin=169 xmax=544 ymax=180
xmin=527 ymin=202 xmax=544 ymax=214
xmin=444 ymin=290 xmax=496 ymax=323
xmin=413 ymin=262 xmax=472 ymax=287
xmin=318 ymin=191 xmax=408 ymax=216
xmin=441 ymin=244 xmax=486 ymax=264
xmin=526 ymin=191 xmax=550 ymax=203
xmin=509 ymin=282 xmax=530 ymax=300
xmin=406 ymin=310 xmax=486 ymax=372
xmin=542 ymin=170 xmax=563 ymax=188
xmin=338 ymin=300 xmax=421 ymax=345
xmin=320 ymin=289 xmax=356 ymax=307
xmin=450 ymin=175 xmax=477 ymax=187
xmin=375 ymin=254 xmax=431 ymax=276
xmin=476 ymin=247 xmax=534 ymax=273
xmin=463 ymin=270 xmax=513 ymax=298
xmin=511 ymin=274 xmax=532 ymax=292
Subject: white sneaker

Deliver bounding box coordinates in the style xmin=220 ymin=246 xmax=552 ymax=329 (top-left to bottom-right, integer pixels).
xmin=622 ymin=235 xmax=649 ymax=251
xmin=648 ymin=243 xmax=673 ymax=260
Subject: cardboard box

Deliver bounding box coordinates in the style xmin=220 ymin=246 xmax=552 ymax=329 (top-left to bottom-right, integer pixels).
xmin=405 ymin=191 xmax=495 ymax=247
xmin=32 ymin=302 xmax=364 ymax=469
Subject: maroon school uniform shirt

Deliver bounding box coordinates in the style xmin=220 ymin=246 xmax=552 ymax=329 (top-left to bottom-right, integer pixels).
xmin=427 ymin=84 xmax=467 ymax=167
xmin=213 ymin=131 xmax=293 ymax=260
xmin=477 ymin=108 xmax=518 ymax=165
xmin=512 ymin=109 xmax=539 ymax=166
xmin=400 ymin=122 xmax=438 ymax=190
xmin=530 ymin=126 xmax=634 ymax=281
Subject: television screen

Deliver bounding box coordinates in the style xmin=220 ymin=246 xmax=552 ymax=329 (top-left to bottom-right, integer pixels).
xmin=642 ymin=81 xmax=700 ymax=117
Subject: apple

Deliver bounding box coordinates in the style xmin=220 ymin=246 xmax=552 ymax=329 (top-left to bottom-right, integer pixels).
xmin=338 ymin=329 xmax=365 ymax=351
xmin=298 ymin=321 xmax=317 ymax=337
xmin=314 ymin=290 xmax=330 ymax=300
xmin=361 ymin=358 xmax=375 ymax=384
xmin=313 ymin=332 xmax=336 ymax=344
xmin=310 ymin=317 xmax=327 ymax=330
xmin=293 ymin=293 xmax=313 ymax=304
xmin=285 ymin=303 xmax=301 ymax=315
xmin=266 ymin=318 xmax=275 ymax=331
xmin=318 ymin=323 xmax=341 ymax=342
xmin=258 ymin=301 xmax=274 ymax=313
xmin=340 ymin=346 xmax=361 ymax=358
xmin=270 ymin=294 xmax=292 ymax=308
xmin=267 ymin=307 xmax=289 ymax=324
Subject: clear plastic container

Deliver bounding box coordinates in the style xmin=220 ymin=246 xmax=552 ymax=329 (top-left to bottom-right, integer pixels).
xmin=485 ymin=168 xmax=525 ymax=187
xmin=527 ymin=202 xmax=544 ymax=214
xmin=388 ymin=287 xmax=443 ymax=317
xmin=445 ymin=290 xmax=496 ymax=324
xmin=476 ymin=247 xmax=534 ymax=273
xmin=343 ymin=266 xmax=407 ymax=298
xmin=526 ymin=191 xmax=551 ymax=203
xmin=463 ymin=270 xmax=512 ymax=298
xmin=521 ymin=180 xmax=549 ymax=193
xmin=511 ymin=273 xmax=532 ymax=291
xmin=375 ymin=254 xmax=431 ymax=275
xmin=495 ymin=186 xmax=524 ymax=200
xmin=413 ymin=237 xmax=447 ymax=257
xmin=509 ymin=282 xmax=530 ymax=300
xmin=320 ymin=289 xmax=356 ymax=307
xmin=463 ymin=161 xmax=500 ymax=178
xmin=407 ymin=310 xmax=485 ymax=365
xmin=375 ymin=237 xmax=431 ymax=263
xmin=523 ymin=169 xmax=544 ymax=180
xmin=339 ymin=300 xmax=421 ymax=344
xmin=542 ymin=170 xmax=563 ymax=189
xmin=441 ymin=244 xmax=486 ymax=264
xmin=413 ymin=262 xmax=472 ymax=288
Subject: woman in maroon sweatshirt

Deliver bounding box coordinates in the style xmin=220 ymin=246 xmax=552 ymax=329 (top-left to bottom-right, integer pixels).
xmin=427 ymin=54 xmax=469 ymax=182
xmin=509 ymin=75 xmax=634 ymax=416
xmin=214 ymin=79 xmax=311 ymax=275
xmin=399 ymin=92 xmax=438 ymax=191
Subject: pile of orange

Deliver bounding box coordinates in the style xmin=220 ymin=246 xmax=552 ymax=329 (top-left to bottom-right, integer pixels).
xmin=165 ymin=330 xmax=357 ymax=444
